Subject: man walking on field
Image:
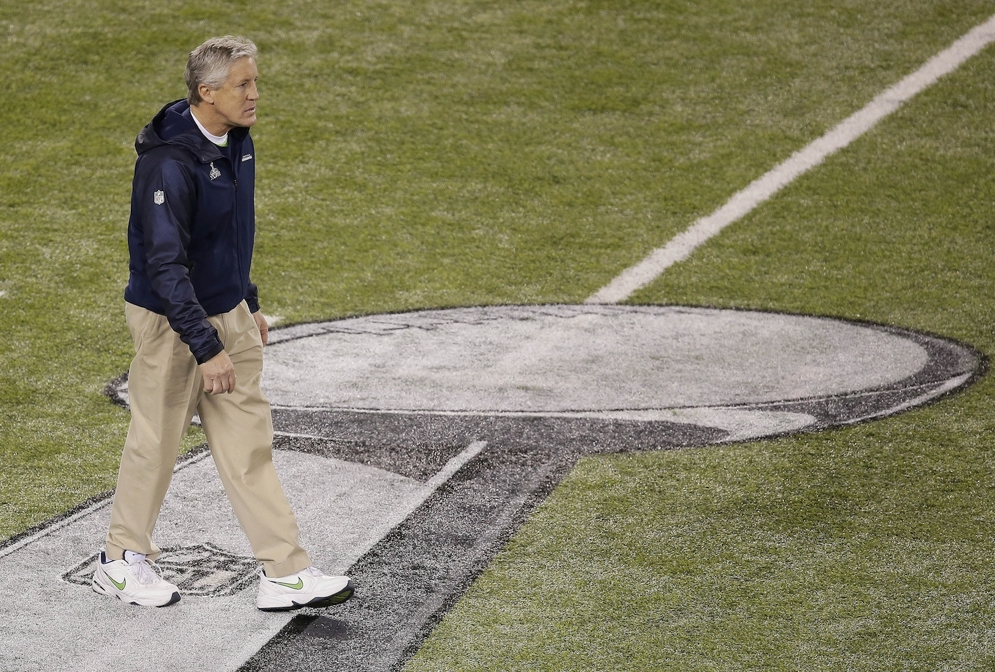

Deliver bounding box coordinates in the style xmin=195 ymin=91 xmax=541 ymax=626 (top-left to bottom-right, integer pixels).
xmin=92 ymin=35 xmax=353 ymax=611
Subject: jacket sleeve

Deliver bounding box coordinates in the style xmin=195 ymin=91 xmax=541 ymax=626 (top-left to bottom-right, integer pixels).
xmin=136 ymin=155 xmax=225 ymax=364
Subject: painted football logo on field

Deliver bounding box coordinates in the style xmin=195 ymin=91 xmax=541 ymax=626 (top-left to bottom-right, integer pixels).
xmin=64 ymin=543 xmax=258 ymax=597
xmin=18 ymin=304 xmax=982 ymax=672
xmin=244 ymin=304 xmax=984 ymax=670
xmin=262 ymin=304 xmax=979 ymax=441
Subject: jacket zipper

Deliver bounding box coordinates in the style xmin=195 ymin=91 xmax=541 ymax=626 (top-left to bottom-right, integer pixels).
xmin=227 ymin=154 xmax=244 ymax=286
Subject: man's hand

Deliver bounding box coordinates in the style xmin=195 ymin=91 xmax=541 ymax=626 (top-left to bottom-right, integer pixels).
xmin=253 ymin=311 xmax=269 ymax=346
xmin=200 ymin=351 xmax=236 ymax=394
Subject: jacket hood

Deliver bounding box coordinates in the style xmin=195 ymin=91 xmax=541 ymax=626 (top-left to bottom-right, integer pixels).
xmin=135 ymin=99 xmax=248 ymax=162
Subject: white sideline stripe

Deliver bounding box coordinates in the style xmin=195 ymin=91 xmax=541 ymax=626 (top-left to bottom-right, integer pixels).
xmin=845 ymin=372 xmax=974 ymax=426
xmin=0 ymin=449 xmax=213 ymax=562
xmin=426 ymin=440 xmax=487 ymax=490
xmin=301 ymin=441 xmax=488 ymax=589
xmin=585 ymin=13 xmax=995 ymax=305
xmin=274 ymin=429 xmax=339 ymax=440
xmin=274 ymin=430 xmax=487 ymax=488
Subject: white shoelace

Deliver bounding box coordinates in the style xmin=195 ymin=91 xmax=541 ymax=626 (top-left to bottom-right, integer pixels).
xmin=126 ymin=554 xmax=162 ymax=585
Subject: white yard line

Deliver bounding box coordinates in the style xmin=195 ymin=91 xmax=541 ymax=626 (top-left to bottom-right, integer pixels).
xmin=273 ymin=430 xmax=487 ymax=487
xmin=425 ymin=440 xmax=487 ymax=490
xmin=586 ymin=13 xmax=995 ymax=305
xmin=0 ymin=449 xmax=213 ymax=561
xmin=0 ymin=499 xmax=113 ymax=561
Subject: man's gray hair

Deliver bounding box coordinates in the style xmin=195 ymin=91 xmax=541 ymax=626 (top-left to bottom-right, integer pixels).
xmin=185 ymin=36 xmax=257 ymax=105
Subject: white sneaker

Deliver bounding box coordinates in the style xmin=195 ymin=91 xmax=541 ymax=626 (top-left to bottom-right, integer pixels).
xmin=92 ymin=550 xmax=181 ymax=607
xmin=257 ymin=566 xmax=354 ymax=611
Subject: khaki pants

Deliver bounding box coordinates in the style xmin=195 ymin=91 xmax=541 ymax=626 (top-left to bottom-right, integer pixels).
xmin=105 ymin=301 xmax=311 ymax=577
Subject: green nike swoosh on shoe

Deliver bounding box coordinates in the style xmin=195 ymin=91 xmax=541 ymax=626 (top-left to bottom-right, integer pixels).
xmin=270 ymin=578 xmax=304 ymax=590
xmin=92 ymin=550 xmax=181 ymax=607
xmin=257 ymin=567 xmax=353 ymax=611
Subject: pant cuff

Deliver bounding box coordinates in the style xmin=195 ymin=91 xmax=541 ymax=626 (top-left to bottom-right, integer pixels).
xmin=262 ymin=550 xmax=312 ymax=578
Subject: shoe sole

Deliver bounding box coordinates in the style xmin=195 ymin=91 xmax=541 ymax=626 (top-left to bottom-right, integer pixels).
xmin=258 ymin=580 xmax=354 ymax=612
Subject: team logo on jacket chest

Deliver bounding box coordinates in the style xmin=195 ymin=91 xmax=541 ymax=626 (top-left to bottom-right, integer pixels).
xmin=209 ymin=162 xmax=221 ymax=181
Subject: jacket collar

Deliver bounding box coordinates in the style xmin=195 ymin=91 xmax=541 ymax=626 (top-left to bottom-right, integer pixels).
xmin=136 ymin=99 xmax=248 ymax=163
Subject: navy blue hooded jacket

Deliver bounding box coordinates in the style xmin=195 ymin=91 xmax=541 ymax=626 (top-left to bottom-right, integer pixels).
xmin=124 ymin=99 xmax=259 ymax=364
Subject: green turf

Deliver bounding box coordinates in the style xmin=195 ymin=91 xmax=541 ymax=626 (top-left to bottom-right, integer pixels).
xmin=405 ymin=17 xmax=995 ymax=672
xmin=1 ymin=0 xmax=993 ymax=668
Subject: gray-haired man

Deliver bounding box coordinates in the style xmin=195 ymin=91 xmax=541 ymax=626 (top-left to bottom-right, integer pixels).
xmin=92 ymin=36 xmax=353 ymax=611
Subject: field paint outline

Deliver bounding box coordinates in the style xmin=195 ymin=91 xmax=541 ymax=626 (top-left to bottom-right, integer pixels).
xmin=586 ymin=13 xmax=995 ymax=305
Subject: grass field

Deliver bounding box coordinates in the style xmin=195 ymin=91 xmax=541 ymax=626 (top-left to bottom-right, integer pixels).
xmin=2 ymin=1 xmax=994 ymax=669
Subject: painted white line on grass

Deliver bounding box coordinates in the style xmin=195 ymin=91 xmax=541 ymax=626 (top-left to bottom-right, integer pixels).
xmin=0 ymin=499 xmax=112 ymax=561
xmin=273 ymin=431 xmax=486 ymax=486
xmin=425 ymin=440 xmax=487 ymax=490
xmin=586 ymin=13 xmax=995 ymax=305
xmin=274 ymin=429 xmax=339 ymax=441
xmin=0 ymin=449 xmax=213 ymax=562
xmin=845 ymin=372 xmax=975 ymax=426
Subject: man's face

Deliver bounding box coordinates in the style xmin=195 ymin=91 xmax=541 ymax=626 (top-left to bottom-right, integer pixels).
xmin=207 ymin=57 xmax=259 ymax=131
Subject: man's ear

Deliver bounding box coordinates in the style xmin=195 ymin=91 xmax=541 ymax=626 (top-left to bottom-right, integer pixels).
xmin=198 ymin=83 xmax=215 ymax=104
